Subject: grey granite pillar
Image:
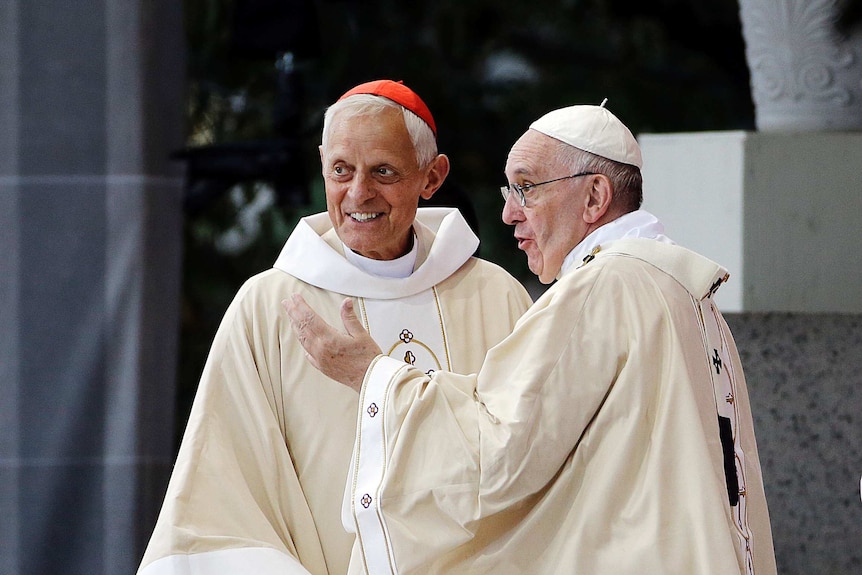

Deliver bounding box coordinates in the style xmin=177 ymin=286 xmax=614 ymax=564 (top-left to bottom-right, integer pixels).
xmin=0 ymin=1 xmax=184 ymax=574
xmin=726 ymin=313 xmax=862 ymax=575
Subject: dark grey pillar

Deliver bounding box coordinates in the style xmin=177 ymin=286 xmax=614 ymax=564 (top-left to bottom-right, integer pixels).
xmin=727 ymin=313 xmax=862 ymax=575
xmin=0 ymin=1 xmax=185 ymax=574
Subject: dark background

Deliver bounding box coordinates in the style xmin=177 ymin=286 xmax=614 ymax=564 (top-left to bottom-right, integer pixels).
xmin=177 ymin=0 xmax=763 ymax=433
xmin=177 ymin=0 xmax=862 ymax=428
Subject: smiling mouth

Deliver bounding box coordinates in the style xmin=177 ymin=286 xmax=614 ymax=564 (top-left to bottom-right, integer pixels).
xmin=349 ymin=212 xmax=382 ymax=222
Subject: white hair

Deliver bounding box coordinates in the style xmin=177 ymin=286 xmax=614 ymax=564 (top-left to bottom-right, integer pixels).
xmin=321 ymin=94 xmax=438 ymax=168
xmin=555 ymin=139 xmax=643 ymax=211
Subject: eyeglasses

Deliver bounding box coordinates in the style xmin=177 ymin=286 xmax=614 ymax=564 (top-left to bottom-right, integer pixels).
xmin=500 ymin=171 xmax=598 ymax=207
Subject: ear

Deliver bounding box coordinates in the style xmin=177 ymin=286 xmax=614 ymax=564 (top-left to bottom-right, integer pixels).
xmin=583 ymin=174 xmax=614 ymax=224
xmin=318 ymin=145 xmax=325 ymax=170
xmin=420 ymin=154 xmax=451 ymax=200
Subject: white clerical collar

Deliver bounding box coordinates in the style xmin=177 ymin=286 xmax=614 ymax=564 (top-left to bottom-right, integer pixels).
xmin=342 ymin=232 xmax=418 ymax=278
xmin=558 ymin=209 xmax=675 ymax=279
xmin=273 ymin=207 xmax=480 ymax=300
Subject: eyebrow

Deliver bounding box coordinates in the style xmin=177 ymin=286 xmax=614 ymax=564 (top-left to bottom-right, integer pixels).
xmin=506 ymin=166 xmax=538 ymax=179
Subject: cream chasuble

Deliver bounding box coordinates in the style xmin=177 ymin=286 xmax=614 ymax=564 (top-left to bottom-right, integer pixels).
xmin=136 ymin=208 xmax=533 ymax=575
xmin=347 ymin=236 xmax=777 ymax=575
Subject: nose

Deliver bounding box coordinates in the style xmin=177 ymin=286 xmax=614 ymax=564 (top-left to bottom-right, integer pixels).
xmin=347 ymin=172 xmax=375 ymax=202
xmin=502 ymin=194 xmax=524 ymax=225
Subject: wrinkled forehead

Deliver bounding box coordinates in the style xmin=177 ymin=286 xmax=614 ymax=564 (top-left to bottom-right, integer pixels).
xmin=322 ymin=109 xmax=418 ymax=167
xmin=504 ymin=129 xmax=567 ymax=178
xmin=328 ymin=105 xmax=404 ymax=136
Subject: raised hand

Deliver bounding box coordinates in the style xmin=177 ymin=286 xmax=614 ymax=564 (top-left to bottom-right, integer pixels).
xmin=282 ymin=294 xmax=382 ymax=392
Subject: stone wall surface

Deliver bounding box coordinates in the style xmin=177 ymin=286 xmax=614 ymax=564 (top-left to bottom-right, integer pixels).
xmin=726 ymin=313 xmax=862 ymax=575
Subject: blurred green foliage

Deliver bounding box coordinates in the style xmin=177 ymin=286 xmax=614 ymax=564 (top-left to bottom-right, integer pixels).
xmin=177 ymin=0 xmax=755 ymax=442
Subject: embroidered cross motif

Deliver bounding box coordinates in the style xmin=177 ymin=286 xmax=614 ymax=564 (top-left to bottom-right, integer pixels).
xmin=726 ymin=392 xmax=735 ymax=405
xmin=366 ymin=403 xmax=379 ymax=418
xmin=404 ymin=350 xmax=416 ymax=365
xmin=706 ymin=273 xmax=730 ymax=298
xmin=399 ymin=329 xmax=414 ymax=344
xmin=712 ymin=349 xmax=723 ymax=374
xmin=708 ymin=278 xmax=723 ymax=298
xmin=360 ymin=494 xmax=372 ymax=508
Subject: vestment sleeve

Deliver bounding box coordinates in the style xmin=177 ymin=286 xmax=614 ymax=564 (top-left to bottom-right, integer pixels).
xmin=137 ymin=281 xmax=323 ymax=575
xmin=139 ymin=548 xmax=312 ymax=575
xmin=345 ymin=277 xmax=621 ymax=573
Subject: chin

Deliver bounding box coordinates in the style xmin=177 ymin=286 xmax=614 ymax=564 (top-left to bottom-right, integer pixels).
xmin=535 ymin=263 xmax=560 ymax=285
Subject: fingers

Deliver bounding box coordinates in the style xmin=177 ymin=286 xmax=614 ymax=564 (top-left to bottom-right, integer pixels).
xmin=282 ymin=294 xmax=327 ymax=352
xmin=281 ymin=294 xmax=380 ymax=392
xmin=281 ymin=295 xmax=326 ymax=372
xmin=282 ymin=293 xmax=310 ymax=324
xmin=340 ymin=297 xmax=367 ymax=339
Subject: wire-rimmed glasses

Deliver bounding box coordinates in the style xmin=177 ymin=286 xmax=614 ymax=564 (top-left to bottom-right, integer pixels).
xmin=500 ymin=171 xmax=598 ymax=207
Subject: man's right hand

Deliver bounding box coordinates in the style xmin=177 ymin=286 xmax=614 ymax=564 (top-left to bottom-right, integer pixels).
xmin=282 ymin=294 xmax=381 ymax=392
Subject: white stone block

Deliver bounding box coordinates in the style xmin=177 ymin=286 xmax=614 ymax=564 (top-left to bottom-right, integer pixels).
xmin=639 ymin=131 xmax=862 ymax=312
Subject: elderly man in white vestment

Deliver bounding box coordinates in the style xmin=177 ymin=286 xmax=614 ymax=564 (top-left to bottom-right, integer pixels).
xmin=136 ymin=80 xmax=533 ymax=575
xmin=285 ymin=101 xmax=778 ymax=574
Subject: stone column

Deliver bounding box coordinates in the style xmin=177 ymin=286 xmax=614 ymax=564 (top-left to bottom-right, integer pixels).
xmin=0 ymin=1 xmax=185 ymax=574
xmin=739 ymin=0 xmax=862 ymax=131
